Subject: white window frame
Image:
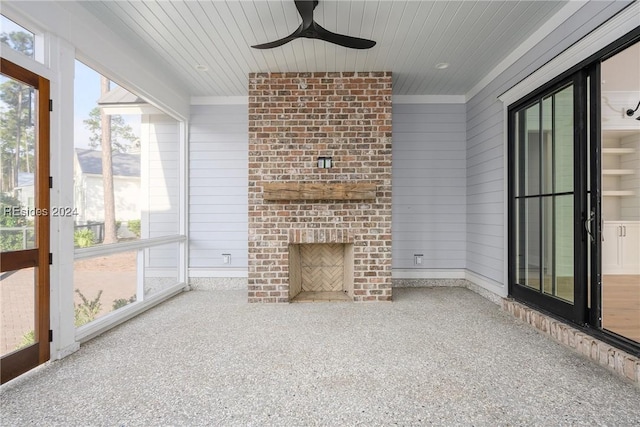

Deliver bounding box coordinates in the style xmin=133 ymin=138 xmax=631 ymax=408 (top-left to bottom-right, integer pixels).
xmin=70 ymin=63 xmax=189 ymax=343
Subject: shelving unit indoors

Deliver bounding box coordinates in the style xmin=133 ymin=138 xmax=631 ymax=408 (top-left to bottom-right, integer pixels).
xmin=601 ymin=131 xmax=639 ymax=215
xmin=601 ymin=129 xmax=639 ymax=276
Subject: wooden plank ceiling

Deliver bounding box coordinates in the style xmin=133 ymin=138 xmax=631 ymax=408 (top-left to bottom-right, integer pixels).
xmin=79 ymin=0 xmax=568 ymax=97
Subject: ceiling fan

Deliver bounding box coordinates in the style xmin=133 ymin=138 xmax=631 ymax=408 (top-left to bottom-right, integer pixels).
xmin=251 ymin=0 xmax=376 ymax=50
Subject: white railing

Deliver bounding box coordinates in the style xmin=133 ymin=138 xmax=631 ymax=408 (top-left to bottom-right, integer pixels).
xmin=73 ymin=233 xmax=188 ymax=343
xmin=74 ymin=234 xmax=186 ymax=259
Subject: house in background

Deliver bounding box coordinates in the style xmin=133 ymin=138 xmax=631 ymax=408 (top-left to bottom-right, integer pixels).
xmin=13 ymin=172 xmax=34 ymax=211
xmin=73 ymin=148 xmax=140 ymax=225
xmin=0 ymin=0 xmax=638 ymax=385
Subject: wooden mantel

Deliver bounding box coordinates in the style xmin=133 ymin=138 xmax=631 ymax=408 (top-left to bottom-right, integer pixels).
xmin=263 ymin=182 xmax=377 ymax=201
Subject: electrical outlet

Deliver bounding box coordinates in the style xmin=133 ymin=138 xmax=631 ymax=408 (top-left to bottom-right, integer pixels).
xmin=222 ymin=254 xmax=231 ymax=264
xmin=414 ymin=254 xmax=423 ymax=266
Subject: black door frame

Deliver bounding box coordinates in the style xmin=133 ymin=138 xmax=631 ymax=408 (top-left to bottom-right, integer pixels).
xmin=508 ymin=72 xmax=587 ymax=325
xmin=588 ymin=63 xmax=602 ymax=330
xmin=507 ymin=28 xmax=640 ymax=356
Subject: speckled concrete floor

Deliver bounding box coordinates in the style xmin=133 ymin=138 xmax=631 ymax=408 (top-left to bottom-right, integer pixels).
xmin=1 ymin=288 xmax=639 ymax=426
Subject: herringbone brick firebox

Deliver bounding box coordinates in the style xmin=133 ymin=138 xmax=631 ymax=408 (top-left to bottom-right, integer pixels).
xmin=248 ymin=71 xmax=392 ymax=303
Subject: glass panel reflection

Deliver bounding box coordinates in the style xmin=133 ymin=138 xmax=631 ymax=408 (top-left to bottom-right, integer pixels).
xmin=542 ymin=196 xmax=553 ymax=295
xmin=525 ymin=104 xmax=540 ymax=196
xmin=554 ymin=195 xmax=574 ymax=303
xmin=554 ymin=85 xmax=574 ymax=193
xmin=542 ymin=96 xmax=553 ymax=194
xmin=524 ymin=198 xmax=541 ymax=291
xmin=516 ymin=198 xmax=526 ymax=285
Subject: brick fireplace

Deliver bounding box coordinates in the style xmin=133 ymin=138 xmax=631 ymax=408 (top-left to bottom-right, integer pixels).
xmin=248 ymin=71 xmax=392 ymax=303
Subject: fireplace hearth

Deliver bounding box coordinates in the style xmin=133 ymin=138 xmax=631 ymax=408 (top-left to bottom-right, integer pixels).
xmin=289 ymin=243 xmax=353 ymax=302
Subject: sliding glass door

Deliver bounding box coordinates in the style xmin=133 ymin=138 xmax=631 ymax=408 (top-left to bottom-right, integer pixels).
xmin=509 ymin=34 xmax=639 ymax=353
xmin=510 ymin=77 xmax=586 ymax=323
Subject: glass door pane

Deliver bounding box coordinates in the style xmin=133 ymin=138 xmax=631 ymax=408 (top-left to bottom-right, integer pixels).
xmin=599 ymin=42 xmax=640 ymax=343
xmin=554 ymin=86 xmax=574 ymax=193
xmin=553 ymin=195 xmax=574 ymax=302
xmin=524 ymin=198 xmax=541 ymax=291
xmin=510 ymin=80 xmax=580 ymax=320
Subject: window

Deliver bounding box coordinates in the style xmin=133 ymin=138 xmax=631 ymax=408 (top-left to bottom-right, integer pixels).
xmin=0 ymin=15 xmax=34 ymax=60
xmin=74 ymin=61 xmax=142 ymax=246
xmin=72 ymin=60 xmax=185 ymax=329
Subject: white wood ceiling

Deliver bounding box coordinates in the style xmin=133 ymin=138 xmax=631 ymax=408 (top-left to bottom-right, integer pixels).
xmin=80 ymin=0 xmax=569 ymax=97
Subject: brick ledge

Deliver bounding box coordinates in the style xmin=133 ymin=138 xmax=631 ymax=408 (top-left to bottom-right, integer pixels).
xmin=394 ymin=278 xmax=639 ymax=385
xmin=503 ymin=299 xmax=640 ymax=385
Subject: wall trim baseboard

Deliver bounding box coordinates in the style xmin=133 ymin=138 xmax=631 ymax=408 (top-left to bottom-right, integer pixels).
xmin=391 ymin=269 xmax=466 ymax=279
xmin=464 ymin=270 xmax=508 ymax=298
xmin=53 ymin=343 xmax=81 ymax=360
xmin=188 ymin=268 xmax=248 ymax=278
xmin=392 ymin=268 xmax=506 ymax=298
xmin=185 ymin=269 xmax=506 ymax=305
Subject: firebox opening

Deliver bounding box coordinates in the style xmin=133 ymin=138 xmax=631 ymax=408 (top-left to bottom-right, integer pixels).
xmin=289 ymin=243 xmax=354 ymax=302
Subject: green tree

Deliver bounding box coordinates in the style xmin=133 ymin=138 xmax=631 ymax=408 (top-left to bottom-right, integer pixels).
xmin=0 ymin=30 xmax=34 ymax=57
xmin=82 ymin=79 xmax=139 ymax=244
xmin=84 ymin=106 xmax=140 ymax=153
xmin=0 ymin=31 xmax=35 ymax=193
xmin=0 ymin=194 xmax=29 ymax=251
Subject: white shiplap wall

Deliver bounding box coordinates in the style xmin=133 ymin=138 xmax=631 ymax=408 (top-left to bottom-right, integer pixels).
xmin=393 ymin=103 xmax=467 ymax=270
xmin=189 ymin=104 xmax=248 ymax=271
xmin=142 ymin=114 xmax=181 ymax=269
xmin=188 ymin=102 xmax=466 ymax=275
xmin=465 ymin=1 xmax=630 ymax=286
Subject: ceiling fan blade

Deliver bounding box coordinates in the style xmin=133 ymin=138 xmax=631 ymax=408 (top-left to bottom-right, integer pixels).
xmin=251 ymin=24 xmax=303 ymax=49
xmin=294 ymin=0 xmax=317 ymax=30
xmin=251 ymin=0 xmax=377 ymax=50
xmin=251 ymin=36 xmax=298 ymax=50
xmin=313 ymin=22 xmax=376 ymax=49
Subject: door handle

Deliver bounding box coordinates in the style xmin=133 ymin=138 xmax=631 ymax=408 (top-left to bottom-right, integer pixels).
xmin=584 ymin=211 xmax=595 ymax=242
xmin=623 ymin=225 xmax=626 ymax=237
